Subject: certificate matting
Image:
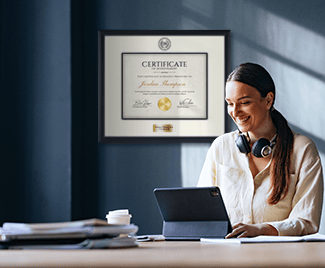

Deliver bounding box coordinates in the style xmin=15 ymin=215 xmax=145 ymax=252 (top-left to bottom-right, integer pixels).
xmin=98 ymin=30 xmax=230 ymax=143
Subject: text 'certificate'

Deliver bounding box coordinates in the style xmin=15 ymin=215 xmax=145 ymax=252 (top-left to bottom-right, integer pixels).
xmin=122 ymin=53 xmax=207 ymax=120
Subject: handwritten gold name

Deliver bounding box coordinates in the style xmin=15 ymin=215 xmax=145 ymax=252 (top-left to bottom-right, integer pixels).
xmin=138 ymin=80 xmax=158 ymax=88
xmin=138 ymin=80 xmax=186 ymax=89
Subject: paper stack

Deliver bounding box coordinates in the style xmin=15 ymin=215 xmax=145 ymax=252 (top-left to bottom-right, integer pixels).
xmin=201 ymin=233 xmax=325 ymax=244
xmin=0 ymin=218 xmax=139 ymax=249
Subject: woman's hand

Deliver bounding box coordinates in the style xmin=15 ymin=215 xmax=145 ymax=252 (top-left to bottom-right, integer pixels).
xmin=225 ymin=223 xmax=278 ymax=238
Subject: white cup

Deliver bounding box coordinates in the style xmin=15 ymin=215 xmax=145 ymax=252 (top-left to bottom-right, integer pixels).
xmin=106 ymin=209 xmax=132 ymax=225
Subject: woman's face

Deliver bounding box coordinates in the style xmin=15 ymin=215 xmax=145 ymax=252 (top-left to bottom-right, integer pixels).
xmin=225 ymin=81 xmax=273 ymax=134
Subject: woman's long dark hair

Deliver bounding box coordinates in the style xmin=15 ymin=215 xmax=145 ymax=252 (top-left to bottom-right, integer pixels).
xmin=227 ymin=63 xmax=294 ymax=205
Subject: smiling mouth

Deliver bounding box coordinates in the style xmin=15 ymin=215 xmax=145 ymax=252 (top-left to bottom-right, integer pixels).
xmin=236 ymin=117 xmax=250 ymax=124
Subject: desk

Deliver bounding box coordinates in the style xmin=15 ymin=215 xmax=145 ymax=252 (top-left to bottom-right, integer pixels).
xmin=1 ymin=241 xmax=325 ymax=268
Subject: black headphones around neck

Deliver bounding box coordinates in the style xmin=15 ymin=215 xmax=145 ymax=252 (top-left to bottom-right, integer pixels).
xmin=235 ymin=131 xmax=277 ymax=158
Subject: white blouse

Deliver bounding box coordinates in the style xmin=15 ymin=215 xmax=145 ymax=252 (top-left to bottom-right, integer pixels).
xmin=198 ymin=131 xmax=323 ymax=236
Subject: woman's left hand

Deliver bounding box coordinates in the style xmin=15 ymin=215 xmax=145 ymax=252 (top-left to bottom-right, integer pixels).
xmin=225 ymin=222 xmax=278 ymax=238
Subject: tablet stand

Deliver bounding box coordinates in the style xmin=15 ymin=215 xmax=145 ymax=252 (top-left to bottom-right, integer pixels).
xmin=163 ymin=220 xmax=231 ymax=241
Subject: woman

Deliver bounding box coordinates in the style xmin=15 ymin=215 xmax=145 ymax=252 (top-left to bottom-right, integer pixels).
xmin=198 ymin=63 xmax=323 ymax=238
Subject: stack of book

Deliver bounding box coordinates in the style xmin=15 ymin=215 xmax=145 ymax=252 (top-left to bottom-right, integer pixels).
xmin=0 ymin=218 xmax=139 ymax=249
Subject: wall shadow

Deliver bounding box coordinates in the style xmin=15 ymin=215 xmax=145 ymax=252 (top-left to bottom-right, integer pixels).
xmin=248 ymin=0 xmax=325 ymax=37
xmin=290 ymin=123 xmax=325 ymax=155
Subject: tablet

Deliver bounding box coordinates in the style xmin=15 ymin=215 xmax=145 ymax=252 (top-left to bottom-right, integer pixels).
xmin=153 ymin=187 xmax=232 ymax=240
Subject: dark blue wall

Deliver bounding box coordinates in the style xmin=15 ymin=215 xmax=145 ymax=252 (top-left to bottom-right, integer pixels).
xmin=1 ymin=0 xmax=325 ymax=235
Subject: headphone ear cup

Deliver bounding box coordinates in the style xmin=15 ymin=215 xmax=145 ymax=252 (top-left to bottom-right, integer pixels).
xmin=252 ymin=138 xmax=272 ymax=158
xmin=235 ymin=134 xmax=251 ymax=154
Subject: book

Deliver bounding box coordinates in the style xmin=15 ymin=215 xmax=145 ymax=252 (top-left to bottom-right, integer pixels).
xmin=0 ymin=218 xmax=139 ymax=249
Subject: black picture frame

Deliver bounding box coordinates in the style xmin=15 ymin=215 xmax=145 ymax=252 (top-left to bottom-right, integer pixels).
xmin=98 ymin=30 xmax=230 ymax=143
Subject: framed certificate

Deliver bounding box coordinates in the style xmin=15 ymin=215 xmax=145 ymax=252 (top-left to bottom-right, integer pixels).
xmin=98 ymin=30 xmax=230 ymax=143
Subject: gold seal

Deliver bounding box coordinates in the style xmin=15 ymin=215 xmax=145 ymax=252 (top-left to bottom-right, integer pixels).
xmin=157 ymin=97 xmax=172 ymax=111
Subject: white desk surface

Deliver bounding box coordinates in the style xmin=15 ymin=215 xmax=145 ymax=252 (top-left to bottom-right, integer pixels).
xmin=1 ymin=241 xmax=325 ymax=268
